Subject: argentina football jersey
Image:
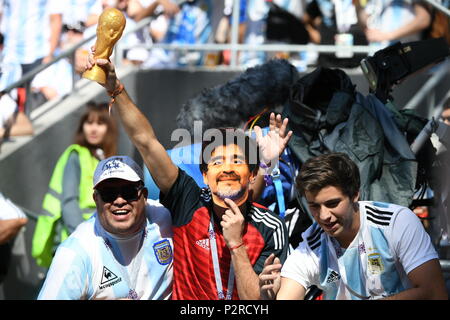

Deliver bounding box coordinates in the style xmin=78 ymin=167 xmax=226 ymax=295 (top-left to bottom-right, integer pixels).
xmin=281 ymin=201 xmax=438 ymax=299
xmin=38 ymin=199 xmax=173 ymax=300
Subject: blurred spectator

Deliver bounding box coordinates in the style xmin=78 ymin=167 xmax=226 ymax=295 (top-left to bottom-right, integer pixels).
xmin=0 ymin=32 xmax=22 ymax=92
xmin=29 ymin=1 xmax=103 ymax=104
xmin=213 ymin=0 xmax=247 ymax=65
xmin=62 ymin=0 xmax=102 ymax=33
xmin=83 ymin=0 xmax=175 ymax=66
xmin=262 ymin=0 xmax=312 ymax=69
xmin=300 ymin=0 xmax=369 ymax=68
xmin=231 ymin=0 xmax=311 ymax=68
xmin=144 ymin=1 xmax=176 ymax=41
xmin=130 ymin=0 xmax=180 ymax=23
xmin=127 ymin=0 xmax=180 ymax=65
xmin=0 ymin=0 xmax=63 ymax=107
xmin=0 ymin=90 xmax=33 ymax=140
xmin=122 ymin=0 xmax=173 ymax=65
xmin=61 ymin=0 xmax=102 ymax=67
xmin=0 ymin=193 xmax=28 ymax=245
xmin=354 ymin=0 xmax=431 ymax=51
xmin=104 ymin=0 xmax=149 ymax=65
xmin=424 ymin=0 xmax=450 ymax=45
xmin=0 ymin=192 xmax=28 ymax=288
xmin=142 ymin=0 xmax=212 ymax=68
xmin=0 ymin=31 xmax=33 ymax=140
xmin=30 ymin=58 xmax=74 ymax=103
xmin=442 ymin=98 xmax=450 ymax=126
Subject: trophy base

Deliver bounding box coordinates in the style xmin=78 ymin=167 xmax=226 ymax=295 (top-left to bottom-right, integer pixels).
xmin=82 ymin=65 xmax=107 ymax=84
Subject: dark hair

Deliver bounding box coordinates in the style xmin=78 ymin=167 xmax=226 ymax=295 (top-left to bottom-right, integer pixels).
xmin=74 ymin=102 xmax=118 ymax=158
xmin=199 ymin=128 xmax=260 ymax=174
xmin=296 ymin=152 xmax=360 ymax=198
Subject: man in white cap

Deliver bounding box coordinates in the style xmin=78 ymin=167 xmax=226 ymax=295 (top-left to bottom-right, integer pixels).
xmin=38 ymin=156 xmax=173 ymax=300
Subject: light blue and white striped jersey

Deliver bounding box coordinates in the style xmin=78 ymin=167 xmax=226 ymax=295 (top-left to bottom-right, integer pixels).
xmin=31 ymin=58 xmax=73 ymax=98
xmin=38 ymin=199 xmax=173 ymax=300
xmin=281 ymin=201 xmax=438 ymax=300
xmin=365 ymin=0 xmax=420 ymax=49
xmin=0 ymin=0 xmax=64 ymax=65
xmin=0 ymin=60 xmax=21 ymax=91
xmin=62 ymin=0 xmax=102 ymax=28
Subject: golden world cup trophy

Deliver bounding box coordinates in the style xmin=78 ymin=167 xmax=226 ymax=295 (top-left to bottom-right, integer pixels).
xmin=82 ymin=8 xmax=126 ymax=84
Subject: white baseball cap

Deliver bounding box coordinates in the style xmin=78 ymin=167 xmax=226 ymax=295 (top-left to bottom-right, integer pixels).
xmin=93 ymin=156 xmax=144 ymax=188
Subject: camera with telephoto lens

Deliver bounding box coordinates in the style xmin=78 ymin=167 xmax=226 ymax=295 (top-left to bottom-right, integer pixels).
xmin=360 ymin=37 xmax=450 ymax=103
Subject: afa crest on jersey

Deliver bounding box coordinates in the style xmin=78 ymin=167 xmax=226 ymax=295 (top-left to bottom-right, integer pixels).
xmin=368 ymin=252 xmax=384 ymax=275
xmin=153 ymin=239 xmax=173 ymax=265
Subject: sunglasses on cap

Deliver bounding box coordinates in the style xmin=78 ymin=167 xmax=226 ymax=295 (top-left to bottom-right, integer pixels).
xmin=96 ymin=184 xmax=144 ymax=203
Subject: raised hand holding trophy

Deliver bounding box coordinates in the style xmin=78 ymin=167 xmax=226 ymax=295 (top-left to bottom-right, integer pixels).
xmin=82 ymin=8 xmax=126 ymax=84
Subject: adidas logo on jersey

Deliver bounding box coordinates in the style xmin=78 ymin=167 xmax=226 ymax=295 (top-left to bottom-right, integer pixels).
xmin=326 ymin=270 xmax=340 ymax=284
xmin=196 ymin=238 xmax=210 ymax=250
xmin=99 ymin=266 xmax=122 ymax=290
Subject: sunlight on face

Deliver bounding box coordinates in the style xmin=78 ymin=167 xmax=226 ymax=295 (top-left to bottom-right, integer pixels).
xmin=305 ymin=186 xmax=360 ymax=247
xmin=203 ymin=144 xmax=254 ymax=207
xmin=94 ymin=179 xmax=147 ymax=237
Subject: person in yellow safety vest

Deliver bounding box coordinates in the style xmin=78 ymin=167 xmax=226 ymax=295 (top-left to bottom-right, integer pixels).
xmin=32 ymin=102 xmax=118 ymax=268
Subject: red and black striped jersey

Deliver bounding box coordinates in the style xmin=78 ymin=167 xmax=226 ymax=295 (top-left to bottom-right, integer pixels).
xmin=160 ymin=169 xmax=288 ymax=300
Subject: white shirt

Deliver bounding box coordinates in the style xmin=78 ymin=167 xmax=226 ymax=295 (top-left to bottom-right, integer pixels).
xmin=62 ymin=0 xmax=102 ymax=27
xmin=0 ymin=192 xmax=27 ymax=220
xmin=31 ymin=59 xmax=73 ymax=98
xmin=0 ymin=91 xmax=17 ymax=128
xmin=281 ymin=201 xmax=438 ymax=299
xmin=38 ymin=199 xmax=173 ymax=300
xmin=0 ymin=0 xmax=64 ymax=65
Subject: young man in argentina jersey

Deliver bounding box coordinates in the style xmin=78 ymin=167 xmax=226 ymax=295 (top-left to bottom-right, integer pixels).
xmin=259 ymin=152 xmax=448 ymax=300
xmin=38 ymin=156 xmax=173 ymax=300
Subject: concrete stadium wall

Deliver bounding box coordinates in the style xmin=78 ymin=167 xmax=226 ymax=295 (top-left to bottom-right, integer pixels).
xmin=0 ymin=65 xmax=448 ymax=299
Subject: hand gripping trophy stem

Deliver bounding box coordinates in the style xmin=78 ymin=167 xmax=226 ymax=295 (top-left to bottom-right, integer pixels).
xmin=82 ymin=8 xmax=126 ymax=84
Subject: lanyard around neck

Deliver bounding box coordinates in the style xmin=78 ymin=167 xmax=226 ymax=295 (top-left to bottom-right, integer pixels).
xmin=209 ymin=214 xmax=235 ymax=300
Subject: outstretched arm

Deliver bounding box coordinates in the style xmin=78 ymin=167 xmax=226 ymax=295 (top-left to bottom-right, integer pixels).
xmin=0 ymin=218 xmax=28 ymax=244
xmin=85 ymin=53 xmax=178 ymax=194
